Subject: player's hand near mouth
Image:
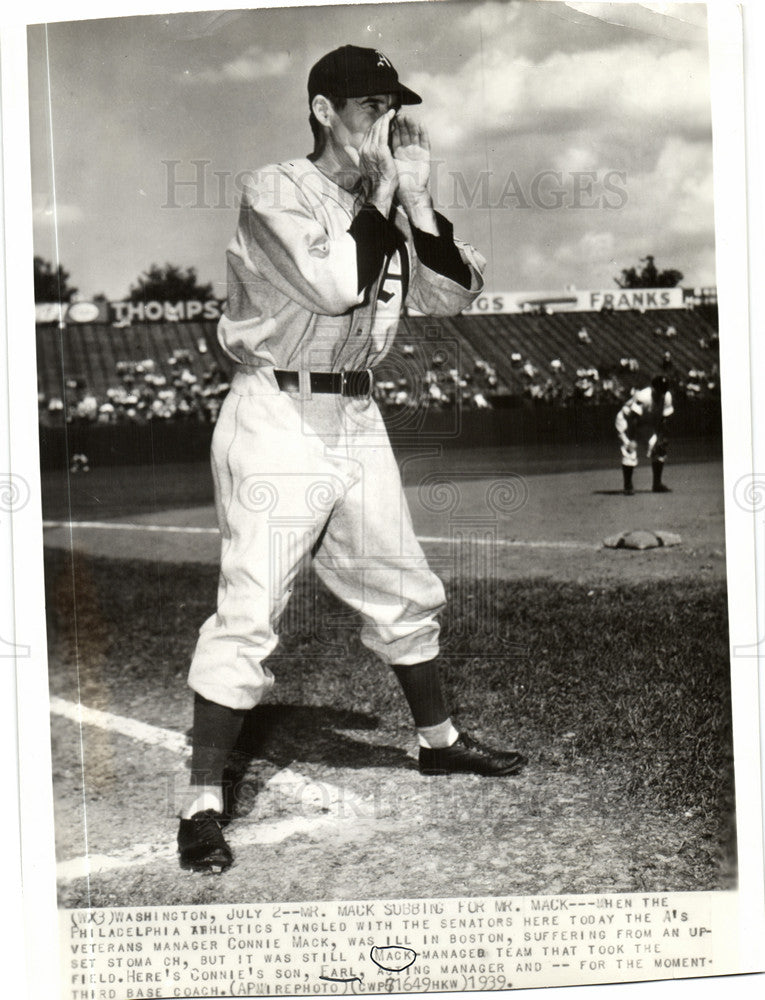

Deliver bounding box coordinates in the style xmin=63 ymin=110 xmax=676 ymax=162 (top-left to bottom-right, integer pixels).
xmin=393 ymin=114 xmax=439 ymax=236
xmin=354 ymin=110 xmax=440 ymax=236
xmin=353 ymin=107 xmax=399 ymax=217
xmin=391 ymin=116 xmax=431 ymax=197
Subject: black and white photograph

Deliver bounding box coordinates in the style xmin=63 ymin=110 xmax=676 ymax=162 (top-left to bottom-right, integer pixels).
xmin=3 ymin=0 xmax=765 ymax=997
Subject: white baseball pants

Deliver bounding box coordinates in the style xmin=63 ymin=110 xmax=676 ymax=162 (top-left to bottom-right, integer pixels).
xmin=188 ymin=368 xmax=445 ymax=710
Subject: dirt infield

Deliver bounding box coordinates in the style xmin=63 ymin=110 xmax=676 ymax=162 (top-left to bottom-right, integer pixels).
xmin=42 ymin=458 xmax=726 ymax=583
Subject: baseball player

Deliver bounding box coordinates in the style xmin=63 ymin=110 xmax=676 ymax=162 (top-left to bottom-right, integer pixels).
xmin=178 ymin=45 xmax=528 ymax=874
xmin=615 ymin=374 xmax=674 ymax=495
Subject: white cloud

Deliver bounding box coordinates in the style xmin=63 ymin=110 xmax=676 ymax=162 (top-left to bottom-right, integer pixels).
xmin=547 ymin=136 xmax=715 ymax=286
xmin=181 ymin=46 xmax=290 ymax=85
xmin=408 ymin=40 xmax=710 ymax=151
xmin=553 ymin=230 xmax=616 ymax=266
xmin=459 ymin=0 xmax=524 ymax=35
xmin=471 ymin=129 xmax=715 ymax=290
xmin=551 ymin=145 xmax=600 ymax=174
xmin=621 ymin=136 xmax=714 ymax=242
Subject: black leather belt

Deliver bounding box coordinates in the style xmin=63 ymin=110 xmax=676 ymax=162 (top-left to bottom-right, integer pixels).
xmin=274 ymin=369 xmax=373 ymax=398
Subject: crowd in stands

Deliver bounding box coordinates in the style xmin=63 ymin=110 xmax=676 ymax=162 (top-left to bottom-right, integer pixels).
xmin=38 ymin=319 xmax=721 ymax=436
xmin=370 ymin=322 xmax=719 ymax=410
xmin=507 ymin=351 xmax=629 ymax=406
xmin=508 ymin=322 xmax=719 ymax=407
xmin=40 ymin=349 xmax=230 ymax=427
xmin=373 ymin=350 xmax=499 ymax=410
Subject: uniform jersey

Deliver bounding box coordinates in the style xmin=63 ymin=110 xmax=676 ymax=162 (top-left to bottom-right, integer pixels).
xmin=218 ymin=157 xmax=486 ymax=372
xmin=616 ymin=387 xmax=674 ymax=434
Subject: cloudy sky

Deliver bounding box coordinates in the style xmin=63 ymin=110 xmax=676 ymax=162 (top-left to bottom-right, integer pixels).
xmin=27 ymin=1 xmax=714 ymax=300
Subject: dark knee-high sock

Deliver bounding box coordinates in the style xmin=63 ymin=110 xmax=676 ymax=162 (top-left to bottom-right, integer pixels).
xmin=190 ymin=693 xmax=248 ymax=786
xmin=181 ymin=694 xmax=248 ymax=817
xmin=622 ymin=465 xmax=634 ymax=491
xmin=390 ymin=659 xmax=449 ymax=726
xmin=391 ymin=660 xmax=459 ymax=747
xmin=652 ymin=461 xmax=664 ymax=489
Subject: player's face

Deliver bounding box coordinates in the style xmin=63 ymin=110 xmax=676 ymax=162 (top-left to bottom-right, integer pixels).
xmin=330 ymin=94 xmax=400 ymax=152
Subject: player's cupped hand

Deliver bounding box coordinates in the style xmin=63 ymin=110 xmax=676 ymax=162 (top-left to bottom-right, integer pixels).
xmin=391 ymin=115 xmax=431 ymax=197
xmin=355 ymin=108 xmax=398 ymax=192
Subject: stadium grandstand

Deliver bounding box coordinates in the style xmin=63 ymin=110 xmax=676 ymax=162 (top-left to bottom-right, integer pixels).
xmin=36 ymin=294 xmax=720 ymax=430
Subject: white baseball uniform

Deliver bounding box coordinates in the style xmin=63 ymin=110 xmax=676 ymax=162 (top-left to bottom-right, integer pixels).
xmin=188 ymin=158 xmax=485 ymax=710
xmin=615 ymin=386 xmax=674 ymax=467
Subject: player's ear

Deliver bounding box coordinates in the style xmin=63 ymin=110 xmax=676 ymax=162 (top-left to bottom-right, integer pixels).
xmin=311 ymin=95 xmax=334 ymax=128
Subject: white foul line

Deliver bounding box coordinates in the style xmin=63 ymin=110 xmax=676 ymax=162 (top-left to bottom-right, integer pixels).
xmin=50 ymin=696 xmax=189 ymax=756
xmin=50 ymin=697 xmax=372 ymax=882
xmin=418 ymin=535 xmax=596 ymax=550
xmin=44 ymin=520 xmax=217 ymax=535
xmin=55 ymin=813 xmax=348 ymax=882
xmin=43 ymin=520 xmax=597 ymax=550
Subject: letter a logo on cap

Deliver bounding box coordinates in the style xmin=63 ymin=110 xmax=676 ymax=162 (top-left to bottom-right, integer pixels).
xmin=376 ymin=50 xmax=393 ymax=68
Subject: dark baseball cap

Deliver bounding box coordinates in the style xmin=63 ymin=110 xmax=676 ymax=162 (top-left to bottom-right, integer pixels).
xmin=308 ymin=45 xmax=422 ymax=105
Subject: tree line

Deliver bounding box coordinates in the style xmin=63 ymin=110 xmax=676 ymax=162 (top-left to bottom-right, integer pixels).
xmin=33 ymin=258 xmax=214 ymax=304
xmin=33 ymin=254 xmax=684 ymax=304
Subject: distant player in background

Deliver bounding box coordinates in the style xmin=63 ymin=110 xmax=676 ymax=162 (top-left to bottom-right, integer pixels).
xmin=616 ymin=374 xmax=674 ymax=495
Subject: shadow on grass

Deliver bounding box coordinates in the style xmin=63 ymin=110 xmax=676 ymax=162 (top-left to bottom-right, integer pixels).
xmin=591 ymin=489 xmax=656 ymax=495
xmin=181 ymin=703 xmax=416 ymax=820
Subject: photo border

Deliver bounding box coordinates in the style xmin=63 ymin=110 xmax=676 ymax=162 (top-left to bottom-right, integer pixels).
xmin=2 ymin=2 xmax=763 ymax=998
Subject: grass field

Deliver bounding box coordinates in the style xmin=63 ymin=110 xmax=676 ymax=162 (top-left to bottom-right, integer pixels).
xmin=41 ymin=452 xmax=736 ymax=909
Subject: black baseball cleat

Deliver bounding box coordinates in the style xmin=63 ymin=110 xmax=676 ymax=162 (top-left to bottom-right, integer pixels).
xmin=419 ymin=732 xmax=528 ymax=777
xmin=652 ymin=484 xmax=672 ymax=493
xmin=178 ymin=810 xmax=233 ymax=873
